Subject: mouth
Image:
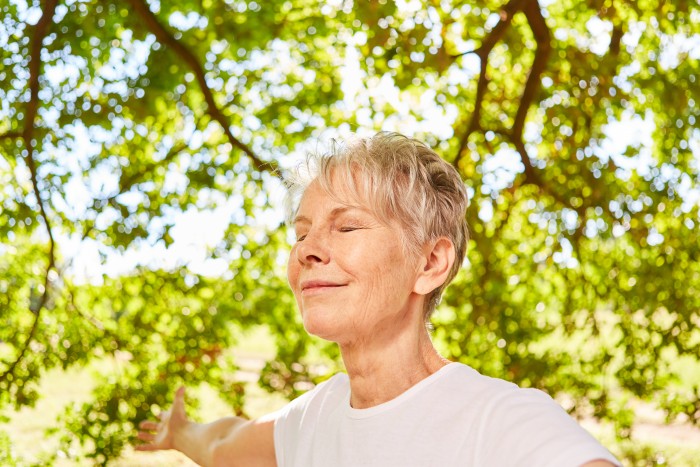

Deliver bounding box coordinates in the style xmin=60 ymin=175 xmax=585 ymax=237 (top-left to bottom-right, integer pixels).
xmin=300 ymin=281 xmax=347 ymax=294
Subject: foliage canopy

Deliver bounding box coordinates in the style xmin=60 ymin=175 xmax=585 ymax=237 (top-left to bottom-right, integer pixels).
xmin=1 ymin=0 xmax=699 ymax=463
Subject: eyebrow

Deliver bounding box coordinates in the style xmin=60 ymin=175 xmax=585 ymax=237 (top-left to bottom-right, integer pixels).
xmin=293 ymin=206 xmax=367 ymax=226
xmin=292 ymin=214 xmax=311 ymax=226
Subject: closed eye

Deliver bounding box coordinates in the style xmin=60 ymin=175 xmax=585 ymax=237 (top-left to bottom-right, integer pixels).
xmin=338 ymin=226 xmax=363 ymax=232
xmin=296 ymin=235 xmax=307 ymax=242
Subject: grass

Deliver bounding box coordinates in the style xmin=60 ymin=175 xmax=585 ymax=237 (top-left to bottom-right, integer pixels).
xmin=584 ymin=419 xmax=700 ymax=466
xmin=2 ymin=365 xmax=95 ymax=465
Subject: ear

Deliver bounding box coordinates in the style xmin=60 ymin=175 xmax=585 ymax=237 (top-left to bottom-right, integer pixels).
xmin=413 ymin=237 xmax=455 ymax=296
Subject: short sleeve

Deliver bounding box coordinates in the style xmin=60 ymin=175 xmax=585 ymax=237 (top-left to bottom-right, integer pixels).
xmin=475 ymin=387 xmax=620 ymax=467
xmin=272 ymin=388 xmax=316 ymax=467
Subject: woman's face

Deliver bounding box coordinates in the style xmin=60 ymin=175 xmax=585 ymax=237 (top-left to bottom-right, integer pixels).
xmin=287 ymin=180 xmax=422 ymax=345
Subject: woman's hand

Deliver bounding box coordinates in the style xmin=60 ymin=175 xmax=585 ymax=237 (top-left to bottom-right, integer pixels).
xmin=136 ymin=386 xmax=189 ymax=452
xmin=134 ymin=386 xmax=276 ymax=466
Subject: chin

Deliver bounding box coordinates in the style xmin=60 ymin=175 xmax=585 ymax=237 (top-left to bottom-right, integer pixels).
xmin=301 ymin=308 xmax=345 ymax=342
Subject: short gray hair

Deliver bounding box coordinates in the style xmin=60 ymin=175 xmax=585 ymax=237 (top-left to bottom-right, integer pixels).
xmin=285 ymin=131 xmax=469 ymax=320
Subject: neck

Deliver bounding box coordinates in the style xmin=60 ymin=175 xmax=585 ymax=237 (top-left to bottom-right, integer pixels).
xmin=339 ymin=322 xmax=448 ymax=409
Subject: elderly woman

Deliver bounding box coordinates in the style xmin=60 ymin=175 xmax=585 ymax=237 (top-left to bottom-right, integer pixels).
xmin=137 ymin=132 xmax=619 ymax=466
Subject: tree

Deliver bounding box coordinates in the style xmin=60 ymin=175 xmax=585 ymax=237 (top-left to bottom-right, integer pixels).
xmin=1 ymin=0 xmax=698 ymax=463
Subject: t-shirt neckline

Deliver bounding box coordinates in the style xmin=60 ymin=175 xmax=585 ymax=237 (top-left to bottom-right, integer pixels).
xmin=344 ymin=362 xmax=460 ymax=419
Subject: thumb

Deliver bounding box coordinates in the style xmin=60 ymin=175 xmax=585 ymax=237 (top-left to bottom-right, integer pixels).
xmin=172 ymin=386 xmax=187 ymax=419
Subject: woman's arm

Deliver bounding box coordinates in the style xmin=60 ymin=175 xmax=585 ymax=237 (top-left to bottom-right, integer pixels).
xmin=136 ymin=387 xmax=276 ymax=467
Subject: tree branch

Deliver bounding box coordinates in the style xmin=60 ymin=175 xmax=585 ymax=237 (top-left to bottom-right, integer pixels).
xmin=453 ymin=1 xmax=584 ymax=227
xmin=452 ymin=0 xmax=527 ymax=59
xmin=498 ymin=2 xmax=570 ymax=207
xmin=507 ymin=2 xmax=586 ymax=223
xmin=0 ymin=0 xmax=58 ymax=384
xmin=609 ymin=23 xmax=623 ymax=56
xmin=452 ymin=0 xmax=578 ymax=221
xmin=0 ymin=131 xmax=22 ymax=140
xmin=126 ymin=0 xmax=277 ymax=176
xmin=511 ymin=0 xmax=551 ymax=150
xmin=116 ymin=141 xmax=189 ymax=195
xmin=80 ymin=141 xmax=189 ymax=242
xmin=65 ymin=281 xmax=114 ymax=335
xmin=453 ymin=0 xmax=525 ymax=168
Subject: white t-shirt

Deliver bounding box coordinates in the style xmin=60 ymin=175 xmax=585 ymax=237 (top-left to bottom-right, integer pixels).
xmin=274 ymin=363 xmax=619 ymax=467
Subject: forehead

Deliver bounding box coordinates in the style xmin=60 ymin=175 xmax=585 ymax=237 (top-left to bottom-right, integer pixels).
xmin=295 ymin=180 xmax=367 ymax=219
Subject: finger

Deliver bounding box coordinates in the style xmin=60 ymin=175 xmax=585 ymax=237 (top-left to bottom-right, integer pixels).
xmin=135 ymin=444 xmax=161 ymax=452
xmin=158 ymin=409 xmax=171 ymax=420
xmin=137 ymin=431 xmax=156 ymax=442
xmin=172 ymin=386 xmax=187 ymax=418
xmin=139 ymin=420 xmax=159 ymax=431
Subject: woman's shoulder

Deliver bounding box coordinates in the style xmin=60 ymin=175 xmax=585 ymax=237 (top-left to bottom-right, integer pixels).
xmin=435 ymin=362 xmax=566 ymax=416
xmin=438 ymin=362 xmax=522 ymax=396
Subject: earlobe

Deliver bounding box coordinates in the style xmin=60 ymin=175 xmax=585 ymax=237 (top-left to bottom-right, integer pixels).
xmin=413 ymin=237 xmax=455 ymax=295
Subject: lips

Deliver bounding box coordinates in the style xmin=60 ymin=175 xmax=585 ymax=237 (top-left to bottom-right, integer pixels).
xmin=300 ymin=280 xmax=346 ymax=294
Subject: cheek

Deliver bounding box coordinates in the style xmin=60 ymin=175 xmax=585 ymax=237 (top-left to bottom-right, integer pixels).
xmin=287 ymin=249 xmax=299 ymax=288
xmin=351 ymin=246 xmax=413 ymax=294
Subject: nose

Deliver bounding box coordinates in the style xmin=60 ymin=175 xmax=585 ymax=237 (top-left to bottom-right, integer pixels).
xmin=295 ymin=229 xmax=330 ymax=265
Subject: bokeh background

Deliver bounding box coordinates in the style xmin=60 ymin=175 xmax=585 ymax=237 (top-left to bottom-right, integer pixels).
xmin=1 ymin=0 xmax=699 ymax=465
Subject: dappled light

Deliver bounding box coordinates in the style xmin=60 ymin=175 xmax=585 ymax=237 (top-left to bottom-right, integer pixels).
xmin=1 ymin=0 xmax=699 ymax=464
